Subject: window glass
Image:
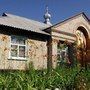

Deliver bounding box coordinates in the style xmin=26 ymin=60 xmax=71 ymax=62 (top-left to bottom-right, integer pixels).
xmin=19 ymin=46 xmax=25 ymax=57
xmin=11 ymin=36 xmax=25 ymax=45
xmin=11 ymin=45 xmax=18 ymax=57
xmin=10 ymin=36 xmax=26 ymax=59
xmin=11 ymin=36 xmax=17 ymax=44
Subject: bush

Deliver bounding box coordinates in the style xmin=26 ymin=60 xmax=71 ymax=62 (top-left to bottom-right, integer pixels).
xmin=0 ymin=65 xmax=89 ymax=90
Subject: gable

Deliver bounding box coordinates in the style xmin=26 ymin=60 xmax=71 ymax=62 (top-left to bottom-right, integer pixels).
xmin=52 ymin=13 xmax=90 ymax=28
xmin=51 ymin=13 xmax=90 ymax=39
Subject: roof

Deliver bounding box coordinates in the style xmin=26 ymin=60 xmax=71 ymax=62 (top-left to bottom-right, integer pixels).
xmin=44 ymin=12 xmax=90 ymax=30
xmin=53 ymin=12 xmax=90 ymax=28
xmin=0 ymin=13 xmax=50 ymax=35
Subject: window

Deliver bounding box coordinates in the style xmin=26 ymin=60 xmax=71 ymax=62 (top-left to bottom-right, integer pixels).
xmin=57 ymin=43 xmax=69 ymax=63
xmin=10 ymin=36 xmax=26 ymax=60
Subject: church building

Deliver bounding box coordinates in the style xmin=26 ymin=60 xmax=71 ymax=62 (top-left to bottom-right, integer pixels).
xmin=0 ymin=8 xmax=89 ymax=70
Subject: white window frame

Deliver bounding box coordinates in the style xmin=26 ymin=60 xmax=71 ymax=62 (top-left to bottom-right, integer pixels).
xmin=9 ymin=35 xmax=27 ymax=60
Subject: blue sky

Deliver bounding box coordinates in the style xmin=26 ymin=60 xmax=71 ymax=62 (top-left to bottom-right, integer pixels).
xmin=0 ymin=0 xmax=90 ymax=24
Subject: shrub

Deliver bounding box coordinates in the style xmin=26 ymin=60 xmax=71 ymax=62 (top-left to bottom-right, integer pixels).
xmin=0 ymin=65 xmax=89 ymax=90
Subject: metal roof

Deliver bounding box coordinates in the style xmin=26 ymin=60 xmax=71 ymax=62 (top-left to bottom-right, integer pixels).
xmin=0 ymin=13 xmax=50 ymax=35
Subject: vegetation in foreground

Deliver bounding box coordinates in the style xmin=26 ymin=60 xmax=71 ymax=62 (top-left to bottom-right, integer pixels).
xmin=0 ymin=64 xmax=89 ymax=90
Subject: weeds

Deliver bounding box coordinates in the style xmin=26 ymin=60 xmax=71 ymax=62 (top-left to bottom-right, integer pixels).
xmin=0 ymin=65 xmax=89 ymax=90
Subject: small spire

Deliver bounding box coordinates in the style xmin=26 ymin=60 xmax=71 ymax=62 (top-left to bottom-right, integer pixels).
xmin=46 ymin=6 xmax=49 ymax=13
xmin=44 ymin=6 xmax=52 ymax=25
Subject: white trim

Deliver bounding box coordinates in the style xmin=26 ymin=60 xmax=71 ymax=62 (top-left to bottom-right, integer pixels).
xmin=8 ymin=35 xmax=11 ymax=59
xmin=8 ymin=57 xmax=27 ymax=60
xmin=9 ymin=35 xmax=27 ymax=60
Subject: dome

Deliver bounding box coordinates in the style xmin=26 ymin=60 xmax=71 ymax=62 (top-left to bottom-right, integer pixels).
xmin=44 ymin=11 xmax=51 ymax=19
xmin=43 ymin=6 xmax=52 ymax=25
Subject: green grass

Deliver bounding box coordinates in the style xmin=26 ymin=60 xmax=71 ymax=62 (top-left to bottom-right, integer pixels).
xmin=0 ymin=65 xmax=89 ymax=90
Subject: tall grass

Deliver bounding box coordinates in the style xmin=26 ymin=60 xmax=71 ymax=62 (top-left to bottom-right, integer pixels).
xmin=0 ymin=65 xmax=89 ymax=90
